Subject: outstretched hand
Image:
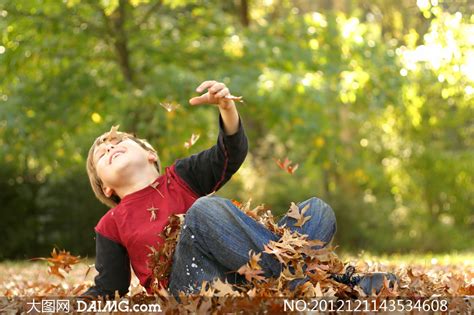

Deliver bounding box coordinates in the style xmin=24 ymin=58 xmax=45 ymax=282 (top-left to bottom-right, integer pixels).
xmin=189 ymin=80 xmax=235 ymax=110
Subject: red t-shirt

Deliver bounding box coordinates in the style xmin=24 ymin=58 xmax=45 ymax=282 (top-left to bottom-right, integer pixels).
xmin=95 ymin=164 xmax=199 ymax=290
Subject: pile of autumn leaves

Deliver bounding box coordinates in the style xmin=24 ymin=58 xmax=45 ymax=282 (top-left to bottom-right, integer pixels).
xmin=144 ymin=200 xmax=473 ymax=312
xmin=149 ymin=201 xmax=347 ymax=298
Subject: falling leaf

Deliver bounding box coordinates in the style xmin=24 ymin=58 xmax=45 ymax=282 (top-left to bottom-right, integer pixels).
xmin=32 ymin=248 xmax=81 ymax=279
xmin=275 ymin=157 xmax=299 ymax=174
xmin=160 ymin=101 xmax=180 ymax=112
xmin=184 ymin=133 xmax=200 ymax=149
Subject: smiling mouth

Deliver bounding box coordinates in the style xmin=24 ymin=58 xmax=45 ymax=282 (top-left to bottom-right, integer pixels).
xmin=109 ymin=151 xmax=125 ymax=164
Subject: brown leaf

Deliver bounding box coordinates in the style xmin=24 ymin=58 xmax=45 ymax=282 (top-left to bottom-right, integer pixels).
xmin=198 ymin=281 xmax=215 ymax=297
xmin=314 ymin=282 xmax=324 ymax=297
xmin=287 ymin=202 xmax=301 ymax=220
xmin=286 ymin=203 xmax=312 ymax=227
xmin=281 ymin=264 xmax=305 ymax=281
xmin=237 ymin=251 xmax=266 ymax=282
xmin=237 ymin=264 xmax=266 ymax=282
xmin=32 ymin=248 xmax=81 ymax=279
xmin=224 ymin=95 xmax=244 ymax=102
xmin=99 ymin=125 xmax=121 ymax=144
xmin=263 ymin=244 xmax=288 ymax=265
xmin=275 ymin=157 xmax=299 ymax=174
xmin=211 ymin=279 xmax=240 ymax=297
xmin=248 ymin=251 xmax=262 ymax=270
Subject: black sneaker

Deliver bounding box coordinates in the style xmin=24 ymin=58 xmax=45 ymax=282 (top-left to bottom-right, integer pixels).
xmin=330 ymin=265 xmax=399 ymax=296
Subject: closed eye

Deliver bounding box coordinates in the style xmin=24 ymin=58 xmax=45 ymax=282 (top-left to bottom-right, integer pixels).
xmin=95 ymin=149 xmax=105 ymax=162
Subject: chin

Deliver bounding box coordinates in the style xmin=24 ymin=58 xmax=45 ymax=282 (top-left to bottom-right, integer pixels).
xmin=113 ymin=159 xmax=148 ymax=177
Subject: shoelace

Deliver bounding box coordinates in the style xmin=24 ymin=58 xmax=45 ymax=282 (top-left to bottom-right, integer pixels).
xmin=330 ymin=265 xmax=361 ymax=287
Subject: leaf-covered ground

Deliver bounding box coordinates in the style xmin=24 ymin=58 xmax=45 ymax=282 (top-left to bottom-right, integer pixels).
xmin=0 ymin=204 xmax=472 ymax=313
xmin=0 ymin=252 xmax=472 ymax=313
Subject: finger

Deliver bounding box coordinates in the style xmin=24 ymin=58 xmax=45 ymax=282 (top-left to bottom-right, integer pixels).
xmin=215 ymin=87 xmax=230 ymax=98
xmin=196 ymin=80 xmax=217 ymax=93
xmin=189 ymin=93 xmax=210 ymax=105
xmin=209 ymin=82 xmax=226 ymax=94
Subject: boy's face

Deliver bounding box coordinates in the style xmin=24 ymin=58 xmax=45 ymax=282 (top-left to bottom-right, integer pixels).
xmin=92 ymin=137 xmax=158 ymax=197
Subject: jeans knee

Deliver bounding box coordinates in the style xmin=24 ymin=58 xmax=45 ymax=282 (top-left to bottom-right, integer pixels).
xmin=185 ymin=196 xmax=214 ymax=223
xmin=307 ymin=197 xmax=336 ymax=226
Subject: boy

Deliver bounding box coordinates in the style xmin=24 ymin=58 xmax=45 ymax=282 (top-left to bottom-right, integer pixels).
xmin=82 ymin=80 xmax=396 ymax=298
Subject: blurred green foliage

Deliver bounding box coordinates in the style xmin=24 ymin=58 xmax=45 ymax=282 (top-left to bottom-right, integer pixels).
xmin=0 ymin=0 xmax=473 ymax=259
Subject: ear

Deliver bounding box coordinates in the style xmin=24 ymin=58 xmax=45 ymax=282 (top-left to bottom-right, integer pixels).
xmin=102 ymin=186 xmax=115 ymax=198
xmin=147 ymin=151 xmax=158 ymax=163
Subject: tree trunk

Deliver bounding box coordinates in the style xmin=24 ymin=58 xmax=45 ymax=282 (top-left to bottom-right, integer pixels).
xmin=240 ymin=0 xmax=250 ymax=27
xmin=112 ymin=0 xmax=135 ymax=84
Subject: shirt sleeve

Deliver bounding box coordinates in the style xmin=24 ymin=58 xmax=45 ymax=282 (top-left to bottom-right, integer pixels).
xmin=80 ymin=232 xmax=131 ymax=299
xmin=175 ymin=113 xmax=248 ymax=196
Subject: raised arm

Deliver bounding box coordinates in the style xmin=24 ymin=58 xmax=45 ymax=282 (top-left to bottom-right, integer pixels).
xmin=175 ymin=114 xmax=248 ymax=196
xmin=80 ymin=233 xmax=131 ymax=299
xmin=175 ymin=80 xmax=248 ymax=196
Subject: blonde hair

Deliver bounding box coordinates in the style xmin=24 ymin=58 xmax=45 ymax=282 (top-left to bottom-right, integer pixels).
xmin=86 ymin=127 xmax=161 ymax=208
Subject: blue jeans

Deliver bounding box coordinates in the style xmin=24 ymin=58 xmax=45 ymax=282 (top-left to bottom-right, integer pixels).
xmin=168 ymin=196 xmax=337 ymax=296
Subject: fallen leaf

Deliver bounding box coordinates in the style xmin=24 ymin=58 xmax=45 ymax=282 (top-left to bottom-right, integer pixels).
xmin=237 ymin=264 xmax=266 ymax=282
xmin=211 ymin=279 xmax=240 ymax=297
xmin=237 ymin=251 xmax=266 ymax=282
xmin=286 ymin=203 xmax=312 ymax=227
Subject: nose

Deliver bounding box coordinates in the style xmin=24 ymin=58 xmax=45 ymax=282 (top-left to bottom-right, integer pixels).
xmin=105 ymin=143 xmax=115 ymax=152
